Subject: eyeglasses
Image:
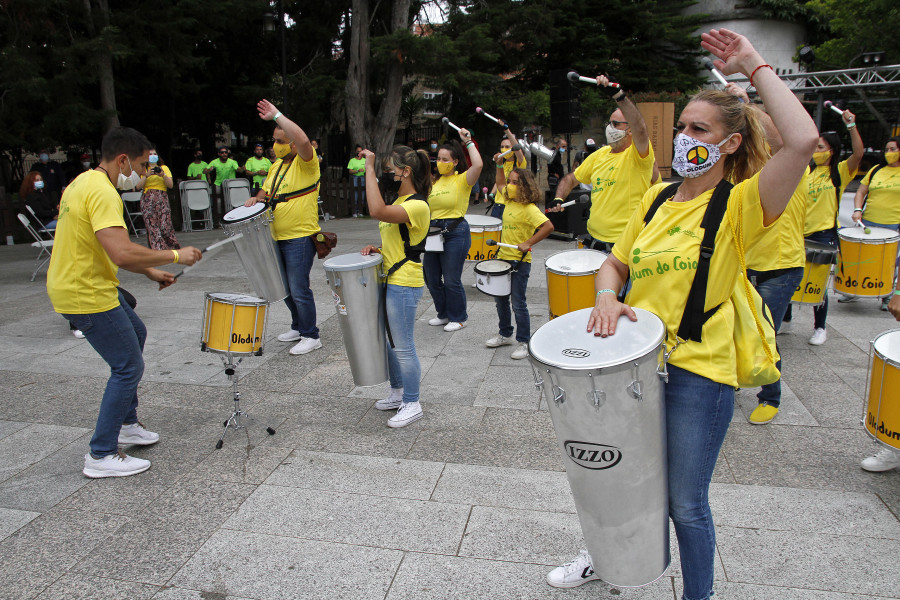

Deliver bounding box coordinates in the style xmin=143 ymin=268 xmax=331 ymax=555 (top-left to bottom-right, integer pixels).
xmin=609 ymin=120 xmax=628 ymax=129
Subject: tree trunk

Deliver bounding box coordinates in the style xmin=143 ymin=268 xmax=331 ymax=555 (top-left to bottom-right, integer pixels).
xmin=83 ymin=0 xmax=120 ymax=133
xmin=371 ymin=0 xmax=411 ymax=157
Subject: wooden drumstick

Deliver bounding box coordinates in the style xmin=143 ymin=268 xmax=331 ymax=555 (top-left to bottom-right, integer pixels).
xmin=173 ymin=233 xmax=243 ymax=279
xmin=486 ymin=239 xmax=531 ymax=252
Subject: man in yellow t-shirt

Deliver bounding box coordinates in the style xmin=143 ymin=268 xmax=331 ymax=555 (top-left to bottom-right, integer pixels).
xmin=46 ymin=126 xmax=202 ymax=479
xmin=552 ymin=76 xmax=655 ymax=252
xmin=242 ymin=143 xmax=272 ymax=195
xmin=246 ymin=99 xmax=323 ymax=355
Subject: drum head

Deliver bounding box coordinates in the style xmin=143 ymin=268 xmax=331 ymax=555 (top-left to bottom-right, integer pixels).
xmin=873 ymin=329 xmax=900 ymax=364
xmin=839 ymin=226 xmax=900 ymax=242
xmin=475 ymin=259 xmax=511 ymax=274
xmin=545 ymin=249 xmax=608 ymax=275
xmin=207 ymin=292 xmax=266 ymax=304
xmin=322 ymin=252 xmax=383 ymax=272
xmin=223 ymin=203 xmax=267 ymax=223
xmin=465 ymin=215 xmax=502 ymax=227
xmin=529 ymin=307 xmax=665 ymax=369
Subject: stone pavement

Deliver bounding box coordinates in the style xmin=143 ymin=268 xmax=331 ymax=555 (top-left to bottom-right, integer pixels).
xmin=0 ymin=204 xmax=898 ymax=600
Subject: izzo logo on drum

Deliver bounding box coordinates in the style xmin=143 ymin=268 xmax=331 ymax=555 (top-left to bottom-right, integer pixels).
xmin=868 ymin=412 xmax=900 ymax=442
xmin=564 ymin=441 xmax=622 ymax=470
xmin=562 ymin=348 xmax=591 ymax=358
xmin=232 ymin=333 xmax=261 ymax=345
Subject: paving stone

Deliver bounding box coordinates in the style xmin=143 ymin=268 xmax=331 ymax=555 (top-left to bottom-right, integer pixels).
xmin=431 ymin=463 xmax=576 ymax=513
xmin=33 ymin=574 xmax=160 ymax=600
xmin=0 ymin=507 xmax=39 ymax=542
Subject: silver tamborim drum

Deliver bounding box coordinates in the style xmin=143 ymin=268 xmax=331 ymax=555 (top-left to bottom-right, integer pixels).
xmin=323 ymin=253 xmax=388 ymax=387
xmin=221 ymin=204 xmax=289 ymax=303
xmin=528 ymin=307 xmax=670 ymax=587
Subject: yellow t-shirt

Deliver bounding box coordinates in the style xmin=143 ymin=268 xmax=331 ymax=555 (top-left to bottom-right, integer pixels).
xmin=262 ymin=155 xmax=321 ymax=240
xmin=805 ymin=160 xmax=856 ymax=235
xmin=142 ymin=164 xmax=172 ymax=192
xmin=574 ymin=142 xmax=655 ymax=242
xmin=612 ymin=173 xmax=770 ymax=387
xmin=429 ymin=172 xmax=472 ymax=219
xmin=379 ymin=195 xmax=431 ymax=287
xmin=498 ymin=201 xmax=549 ymax=263
xmin=47 ymin=171 xmax=125 ymax=314
xmin=746 ymin=171 xmax=807 ymax=271
xmin=494 ymin=157 xmax=527 ymax=206
xmin=861 ymin=164 xmax=900 ymax=225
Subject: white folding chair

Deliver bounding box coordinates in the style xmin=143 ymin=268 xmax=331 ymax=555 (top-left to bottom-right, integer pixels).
xmin=17 ymin=213 xmax=54 ymax=281
xmin=121 ymin=191 xmax=145 ymax=236
xmin=222 ymin=178 xmax=252 ymax=209
xmin=24 ymin=205 xmax=55 ymax=240
xmin=181 ymin=180 xmax=213 ymax=230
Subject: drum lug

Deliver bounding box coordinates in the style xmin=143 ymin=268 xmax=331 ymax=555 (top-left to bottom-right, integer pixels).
xmin=529 ymin=364 xmax=544 ymax=389
xmin=552 ymin=382 xmax=566 ymax=405
xmin=359 ymin=275 xmax=369 ymax=287
xmin=587 ymin=372 xmax=605 ymax=409
xmin=332 ymin=276 xmax=342 ymax=288
xmin=628 ymin=363 xmax=644 ymax=401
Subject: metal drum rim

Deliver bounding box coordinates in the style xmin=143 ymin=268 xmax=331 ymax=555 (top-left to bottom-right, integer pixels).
xmin=322 ymin=253 xmax=384 ymax=272
xmin=545 ymin=248 xmax=609 ymax=276
xmin=838 ymin=227 xmax=900 ymax=243
xmin=222 ymin=203 xmax=269 ymax=224
xmin=474 ymin=259 xmax=512 ymax=275
xmin=872 ymin=328 xmax=900 ymax=369
xmin=205 ymin=292 xmax=268 ymax=306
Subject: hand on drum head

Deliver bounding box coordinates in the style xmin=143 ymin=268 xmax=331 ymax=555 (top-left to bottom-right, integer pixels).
xmin=851 ymin=210 xmax=863 ymax=224
xmin=244 ymin=196 xmax=260 ymax=207
xmin=889 ymin=295 xmax=900 ymax=321
xmin=179 ymin=246 xmax=203 ymax=266
xmin=587 ymin=298 xmax=637 ymax=338
xmin=360 ymin=245 xmax=381 ymax=256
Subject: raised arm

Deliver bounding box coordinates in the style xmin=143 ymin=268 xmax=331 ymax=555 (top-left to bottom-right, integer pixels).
xmin=257 ymin=99 xmax=314 ymax=162
xmin=601 ymin=74 xmax=650 ymax=158
xmin=843 ymin=110 xmax=864 ymax=175
xmin=361 ymin=149 xmax=413 ymax=224
xmin=459 ymin=128 xmax=483 ymax=187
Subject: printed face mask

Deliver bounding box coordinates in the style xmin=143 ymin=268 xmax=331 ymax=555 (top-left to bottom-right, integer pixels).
xmin=273 ymin=142 xmax=292 ymax=159
xmin=671 ymin=132 xmax=734 ymax=178
xmin=812 ymin=151 xmax=831 ymax=166
xmin=605 ymin=123 xmax=627 ymax=145
xmin=885 ymin=151 xmax=900 ymax=164
xmin=437 ymin=161 xmax=454 ymax=175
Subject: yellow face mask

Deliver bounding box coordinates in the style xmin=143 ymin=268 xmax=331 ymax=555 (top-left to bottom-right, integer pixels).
xmin=437 ymin=161 xmax=455 ymax=175
xmin=273 ymin=142 xmax=292 ymax=159
xmin=812 ymin=151 xmax=831 ymax=166
xmin=886 ymin=151 xmax=900 ymax=164
xmin=505 ymin=184 xmax=518 ymax=199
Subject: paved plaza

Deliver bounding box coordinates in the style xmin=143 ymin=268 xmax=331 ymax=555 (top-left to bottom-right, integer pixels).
xmin=0 ymin=202 xmax=898 ymax=599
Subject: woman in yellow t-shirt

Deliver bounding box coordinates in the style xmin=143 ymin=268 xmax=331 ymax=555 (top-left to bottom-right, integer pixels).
xmin=489 ymin=125 xmax=527 ymax=219
xmin=360 ymin=145 xmax=432 ymax=428
xmin=136 ymin=148 xmax=179 ymax=250
xmin=485 ymin=164 xmax=553 ymax=360
xmin=425 ymin=134 xmax=483 ymax=332
xmin=546 ymin=31 xmax=818 ymax=599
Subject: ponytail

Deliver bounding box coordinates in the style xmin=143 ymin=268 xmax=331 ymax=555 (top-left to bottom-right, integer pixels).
xmin=691 ymin=90 xmax=769 ymax=183
xmin=385 ymin=145 xmax=432 ymax=198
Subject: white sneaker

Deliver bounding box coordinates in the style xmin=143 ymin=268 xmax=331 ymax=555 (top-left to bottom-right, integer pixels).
xmin=118 ymin=422 xmax=159 ymax=446
xmin=809 ymin=328 xmax=827 ymax=346
xmin=861 ymin=447 xmax=900 ymax=472
xmin=72 ymin=329 xmax=85 ymax=339
xmin=443 ymin=321 xmax=466 ymax=332
xmin=837 ymin=295 xmax=857 ymax=303
xmin=375 ymin=388 xmax=403 ymax=411
xmin=486 ymin=335 xmax=512 ymax=348
xmin=428 ymin=317 xmax=449 ymax=326
xmin=278 ymin=329 xmax=301 ymax=342
xmin=777 ymin=320 xmax=792 ymax=335
xmin=547 ymin=550 xmax=601 ymax=588
xmin=511 ymin=342 xmax=529 ymax=360
xmin=83 ymin=451 xmax=151 ymax=478
xmin=290 ymin=337 xmax=323 ymax=355
xmin=388 ymin=401 xmax=423 ymax=428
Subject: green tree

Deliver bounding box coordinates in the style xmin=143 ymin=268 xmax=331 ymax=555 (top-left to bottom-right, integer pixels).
xmin=805 ymin=0 xmax=900 ymax=67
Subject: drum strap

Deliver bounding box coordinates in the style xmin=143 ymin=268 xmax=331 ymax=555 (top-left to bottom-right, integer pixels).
xmin=265 ymin=159 xmax=320 ymax=210
xmin=384 ymin=194 xmax=429 ymax=279
xmin=860 ymin=164 xmax=884 ymax=216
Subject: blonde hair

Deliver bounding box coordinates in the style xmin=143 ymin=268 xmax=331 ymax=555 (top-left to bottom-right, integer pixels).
xmin=508 ymin=168 xmax=541 ymax=205
xmin=689 ymin=89 xmax=769 ymax=184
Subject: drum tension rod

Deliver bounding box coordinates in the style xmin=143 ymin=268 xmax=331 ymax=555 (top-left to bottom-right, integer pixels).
xmin=587 ymin=372 xmax=605 ymax=409
xmin=628 ymin=362 xmax=643 ymax=401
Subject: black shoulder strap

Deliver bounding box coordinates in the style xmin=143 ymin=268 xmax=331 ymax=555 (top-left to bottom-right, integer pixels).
xmin=644 ymin=183 xmax=680 ymax=224
xmin=385 ymin=193 xmax=429 ymax=278
xmin=862 ymin=164 xmax=884 ymax=212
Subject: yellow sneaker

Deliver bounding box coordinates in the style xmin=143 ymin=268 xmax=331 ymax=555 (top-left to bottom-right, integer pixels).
xmin=749 ymin=403 xmax=778 ymax=425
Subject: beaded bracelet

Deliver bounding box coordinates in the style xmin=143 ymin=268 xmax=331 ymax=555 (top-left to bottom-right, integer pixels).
xmin=749 ymin=64 xmax=773 ymax=88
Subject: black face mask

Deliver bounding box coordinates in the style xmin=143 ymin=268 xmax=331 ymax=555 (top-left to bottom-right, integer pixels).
xmin=380 ymin=171 xmax=402 ymax=196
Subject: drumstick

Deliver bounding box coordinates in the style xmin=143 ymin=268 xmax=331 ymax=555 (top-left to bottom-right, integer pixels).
xmin=497 ymin=145 xmax=522 ymax=159
xmin=173 ymin=233 xmax=243 ymax=279
xmin=701 ymin=57 xmax=729 ymax=87
xmin=486 ymin=238 xmax=531 ymax=252
xmin=441 ymin=116 xmax=464 ymax=132
xmin=566 ymin=71 xmax=622 ymax=89
xmin=824 ymin=100 xmax=844 ymax=116
xmin=475 ymin=107 xmax=508 ymax=129
xmin=545 ymin=194 xmax=589 ymax=213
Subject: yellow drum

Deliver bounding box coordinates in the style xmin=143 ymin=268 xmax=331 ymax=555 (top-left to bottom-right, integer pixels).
xmin=201 ymin=293 xmax=268 ymax=357
xmin=791 ymin=240 xmax=836 ymax=305
xmin=465 ymin=215 xmax=502 ymax=261
xmin=834 ymin=226 xmax=900 ymax=298
xmin=864 ymin=329 xmax=900 ymax=450
xmin=545 ymin=249 xmax=608 ymax=319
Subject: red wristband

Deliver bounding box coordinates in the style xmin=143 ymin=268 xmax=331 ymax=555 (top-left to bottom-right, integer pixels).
xmin=749 ymin=64 xmax=774 ymax=88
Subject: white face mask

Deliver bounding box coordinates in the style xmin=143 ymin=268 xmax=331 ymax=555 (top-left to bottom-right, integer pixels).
xmin=82 ymin=161 xmax=90 ymax=169
xmin=116 ymin=158 xmax=141 ymax=190
xmin=671 ymin=132 xmax=734 ymax=178
xmin=605 ymin=123 xmax=627 ymax=145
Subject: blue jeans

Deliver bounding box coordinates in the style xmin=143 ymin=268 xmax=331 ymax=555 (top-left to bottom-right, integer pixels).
xmin=423 ymin=219 xmax=471 ymax=323
xmin=861 ymin=218 xmax=899 ymax=231
xmin=278 ymin=236 xmax=319 ymax=339
xmin=784 ymin=228 xmax=837 ymax=329
xmin=494 ymin=261 xmax=531 ymax=342
xmin=490 ymin=202 xmax=505 ymax=220
xmin=747 ymin=266 xmax=803 ymax=407
xmin=62 ymin=291 xmax=146 ymax=458
xmin=665 ymin=365 xmax=734 ymax=600
xmin=351 ymin=175 xmax=365 ymax=214
xmin=386 ymin=284 xmax=423 ymax=403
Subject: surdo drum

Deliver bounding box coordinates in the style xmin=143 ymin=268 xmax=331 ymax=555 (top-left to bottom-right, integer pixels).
xmin=834 ymin=227 xmax=900 ymax=299
xmin=864 ymin=329 xmax=900 ymax=451
xmin=791 ymin=240 xmax=837 ymax=305
xmin=464 ymin=215 xmax=502 ymax=261
xmin=528 ymin=307 xmax=670 ymax=588
xmin=221 ymin=204 xmax=289 ymax=303
xmin=545 ymin=249 xmax=608 ymax=318
xmin=201 ymin=293 xmax=268 ymax=359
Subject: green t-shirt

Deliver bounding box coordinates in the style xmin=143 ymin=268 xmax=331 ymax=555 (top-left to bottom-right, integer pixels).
xmin=347 ymin=157 xmax=366 ymax=176
xmin=244 ymin=156 xmax=272 ymax=187
xmin=187 ymin=161 xmax=208 ymax=180
xmin=207 ymin=158 xmax=239 ymax=186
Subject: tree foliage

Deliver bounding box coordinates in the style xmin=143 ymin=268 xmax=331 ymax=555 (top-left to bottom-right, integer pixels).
xmin=805 ymin=0 xmax=900 ymax=67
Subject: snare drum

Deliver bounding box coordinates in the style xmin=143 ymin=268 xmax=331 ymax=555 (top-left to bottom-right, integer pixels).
xmin=545 ymin=249 xmax=608 ymax=318
xmin=222 ymin=204 xmax=289 ymax=303
xmin=864 ymin=329 xmax=900 ymax=450
xmin=528 ymin=307 xmax=669 ymax=587
xmin=201 ymin=293 xmax=268 ymax=357
xmin=474 ymin=259 xmax=512 ymax=297
xmin=425 ymin=226 xmax=444 ymax=252
xmin=465 ymin=215 xmax=502 ymax=261
xmin=834 ymin=227 xmax=900 ymax=298
xmin=791 ymin=240 xmax=836 ymax=305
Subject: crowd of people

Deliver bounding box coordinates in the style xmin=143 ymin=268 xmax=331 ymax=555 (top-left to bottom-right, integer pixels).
xmin=30 ymin=27 xmax=900 ymax=600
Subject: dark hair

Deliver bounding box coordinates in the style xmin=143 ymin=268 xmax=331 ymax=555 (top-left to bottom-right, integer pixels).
xmin=20 ymin=171 xmax=41 ymax=200
xmin=438 ymin=140 xmax=468 ymax=174
xmin=100 ymin=127 xmax=152 ymax=161
xmin=148 ymin=147 xmax=166 ymax=167
xmin=886 ymin=136 xmax=900 ymax=154
xmin=508 ymin=168 xmax=541 ymax=206
xmin=810 ymin=131 xmax=842 ymax=198
xmin=218 ymin=146 xmax=229 ymax=153
xmin=385 ymin=144 xmax=432 ymax=197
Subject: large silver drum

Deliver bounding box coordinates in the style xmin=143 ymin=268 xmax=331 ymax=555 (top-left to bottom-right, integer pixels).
xmin=323 ymin=253 xmax=388 ymax=387
xmin=222 ymin=204 xmax=289 ymax=303
xmin=528 ymin=307 xmax=669 ymax=588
